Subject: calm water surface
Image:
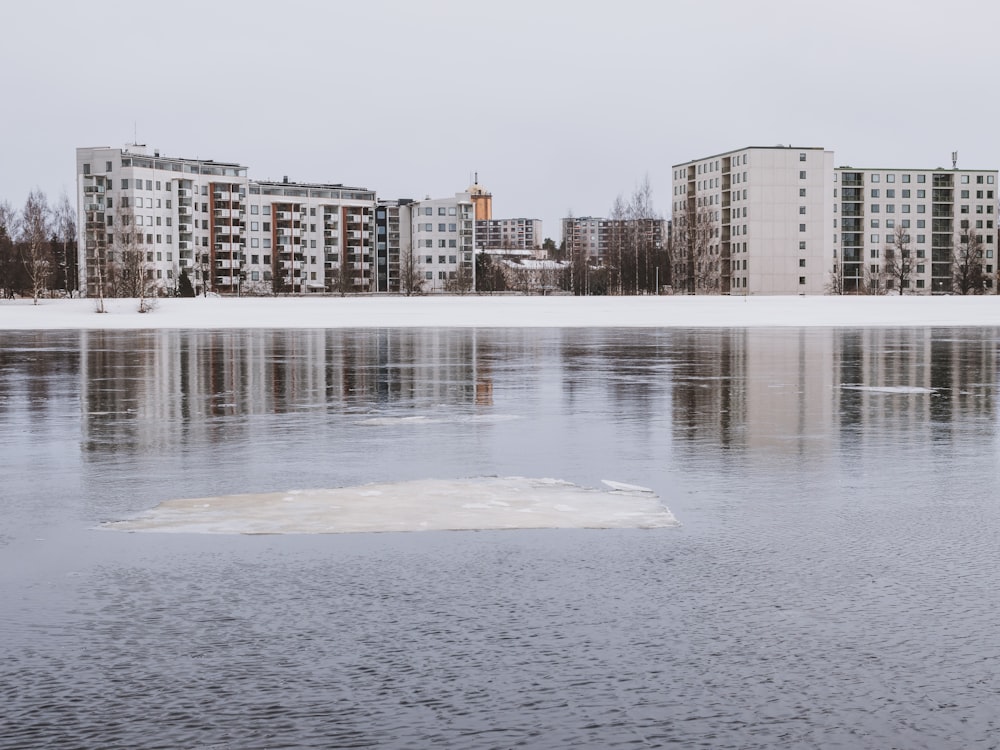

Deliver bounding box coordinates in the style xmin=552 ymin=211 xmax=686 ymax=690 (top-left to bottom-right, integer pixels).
xmin=2 ymin=327 xmax=999 ymax=749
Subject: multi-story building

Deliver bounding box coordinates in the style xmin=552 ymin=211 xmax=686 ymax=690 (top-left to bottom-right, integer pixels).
xmin=475 ymin=218 xmax=543 ymax=255
xmin=404 ymin=192 xmax=476 ymax=293
xmin=672 ymin=145 xmax=998 ymax=295
xmin=244 ymin=180 xmax=376 ymax=294
xmin=77 ymin=146 xmax=377 ymax=296
xmin=671 ymin=146 xmax=835 ymax=295
xmin=77 ymin=145 xmax=250 ymax=297
xmin=561 ymin=216 xmax=608 ymax=260
xmin=834 ymin=166 xmax=997 ymax=293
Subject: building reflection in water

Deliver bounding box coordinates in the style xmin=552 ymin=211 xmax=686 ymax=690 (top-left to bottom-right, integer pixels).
xmin=79 ymin=329 xmax=494 ymax=454
xmin=73 ymin=327 xmax=999 ymax=462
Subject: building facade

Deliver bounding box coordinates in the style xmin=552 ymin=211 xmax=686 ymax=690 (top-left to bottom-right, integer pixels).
xmin=403 ymin=192 xmax=476 ymax=293
xmin=77 ymin=145 xmax=250 ymax=298
xmin=475 ymin=218 xmax=543 ymax=255
xmin=77 ymin=146 xmax=379 ymax=296
xmin=671 ymin=146 xmax=835 ymax=295
xmin=834 ymin=166 xmax=997 ymax=293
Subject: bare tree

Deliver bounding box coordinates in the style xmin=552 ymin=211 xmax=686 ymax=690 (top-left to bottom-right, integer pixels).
xmin=53 ymin=192 xmax=77 ymax=297
xmin=670 ymin=203 xmax=716 ymax=294
xmin=953 ymin=227 xmax=985 ymax=295
xmin=607 ymin=195 xmax=627 ymax=295
xmin=628 ymin=174 xmax=658 ymax=294
xmin=444 ymin=254 xmax=474 ymax=294
xmin=0 ymin=201 xmax=20 ymax=299
xmin=399 ymin=242 xmax=423 ymax=296
xmin=883 ymin=226 xmax=913 ymax=294
xmin=18 ymin=190 xmax=52 ymax=304
xmin=862 ymin=261 xmax=887 ymax=295
xmin=111 ymin=203 xmax=156 ymax=310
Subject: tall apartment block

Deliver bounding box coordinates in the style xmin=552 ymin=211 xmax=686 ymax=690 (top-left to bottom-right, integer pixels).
xmin=402 ymin=192 xmax=476 ymax=293
xmin=561 ymin=217 xmax=608 ymax=260
xmin=671 ymin=146 xmax=835 ymax=295
xmin=834 ymin=166 xmax=997 ymax=293
xmin=672 ymin=145 xmax=998 ymax=295
xmin=475 ymin=218 xmax=543 ymax=254
xmin=77 ymin=146 xmax=377 ymax=296
xmin=77 ymin=146 xmax=250 ymax=297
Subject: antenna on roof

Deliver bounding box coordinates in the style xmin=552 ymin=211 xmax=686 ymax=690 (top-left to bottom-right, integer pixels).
xmin=952 ymin=151 xmax=958 ymax=169
xmin=475 ymin=171 xmax=478 ymax=184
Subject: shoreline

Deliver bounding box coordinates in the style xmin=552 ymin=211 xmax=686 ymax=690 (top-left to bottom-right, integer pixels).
xmin=2 ymin=295 xmax=1000 ymax=330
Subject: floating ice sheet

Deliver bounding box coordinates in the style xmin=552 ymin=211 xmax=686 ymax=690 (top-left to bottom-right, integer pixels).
xmin=103 ymin=477 xmax=679 ymax=535
xmin=841 ymin=385 xmax=935 ymax=394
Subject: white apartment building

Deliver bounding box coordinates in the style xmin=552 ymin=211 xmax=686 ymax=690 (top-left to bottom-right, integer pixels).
xmin=834 ymin=166 xmax=997 ymax=293
xmin=244 ymin=180 xmax=376 ymax=294
xmin=671 ymin=146 xmax=835 ymax=295
xmin=77 ymin=145 xmax=250 ymax=297
xmin=475 ymin=218 xmax=543 ymax=255
xmin=77 ymin=146 xmax=377 ymax=296
xmin=403 ymin=192 xmax=476 ymax=293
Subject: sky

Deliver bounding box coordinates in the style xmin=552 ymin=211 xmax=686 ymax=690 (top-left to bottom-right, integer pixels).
xmin=3 ymin=0 xmax=1000 ymax=240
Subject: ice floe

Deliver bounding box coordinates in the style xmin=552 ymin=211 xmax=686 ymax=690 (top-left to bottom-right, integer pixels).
xmin=103 ymin=476 xmax=679 ymax=535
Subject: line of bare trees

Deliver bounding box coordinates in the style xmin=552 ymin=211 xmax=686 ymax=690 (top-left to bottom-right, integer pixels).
xmin=836 ymin=224 xmax=995 ymax=295
xmin=0 ymin=191 xmax=77 ymax=303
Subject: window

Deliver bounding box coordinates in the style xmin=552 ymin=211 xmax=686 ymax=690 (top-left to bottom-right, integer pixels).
xmin=262 ymin=221 xmax=270 ymax=231
xmin=799 ymin=171 xmax=807 ymax=179
xmin=438 ymin=240 xmax=446 ymax=248
xmin=917 ymin=175 xmax=926 ymax=183
xmin=887 ymin=174 xmax=895 ymax=183
xmin=438 ymin=223 xmax=446 ymax=231
xmin=799 ymin=258 xmax=806 ymax=267
xmin=902 ymin=174 xmax=911 ymax=183
xmin=961 ymin=190 xmax=970 ymax=199
xmin=121 ymin=179 xmax=129 ymax=189
xmin=871 ymin=204 xmax=880 ymax=213
xmin=448 ymin=223 xmax=456 ymax=232
xmin=962 ymin=175 xmax=970 ymax=184
xmin=917 ymin=264 xmax=926 ymax=273
xmin=251 ymin=238 xmax=259 ymax=248
xmin=916 ymin=279 xmax=925 ymax=289
xmin=799 ymin=223 xmax=806 ymax=232
xmin=449 ymin=255 xmax=457 ymax=264
xmin=886 ymin=189 xmax=895 ymax=198
xmin=799 ymin=206 xmax=806 ymax=214
xmin=799 ymin=241 xmax=807 ymax=250
xmin=886 ymin=205 xmax=895 ymax=213
xmin=917 ymin=205 xmax=926 ymax=213
xmin=799 ymin=276 xmax=806 ymax=285
xmin=871 ymin=234 xmax=879 ymax=244
xmin=425 ymin=271 xmax=433 ymax=280
xmin=871 ymin=219 xmax=880 ymax=228
xmin=989 ymin=176 xmax=995 ymax=184
xmin=438 ymin=207 xmax=447 ymax=216
xmin=871 ymin=189 xmax=880 ymax=198
xmin=871 ymin=174 xmax=880 ymax=183
xmin=448 ymin=207 xmax=456 ymax=216
xmin=251 ymin=221 xmax=259 ymax=231
xmin=251 ymin=205 xmax=259 ymax=215
xmin=799 ymin=152 xmax=806 ymax=161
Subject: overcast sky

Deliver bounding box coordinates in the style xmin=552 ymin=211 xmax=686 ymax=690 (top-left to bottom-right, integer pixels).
xmin=3 ymin=0 xmax=999 ymax=239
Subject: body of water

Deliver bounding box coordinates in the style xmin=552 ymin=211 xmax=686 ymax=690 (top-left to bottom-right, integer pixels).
xmin=2 ymin=327 xmax=999 ymax=749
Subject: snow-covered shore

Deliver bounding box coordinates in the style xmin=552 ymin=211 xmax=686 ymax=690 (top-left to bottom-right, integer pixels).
xmin=2 ymin=294 xmax=1000 ymax=330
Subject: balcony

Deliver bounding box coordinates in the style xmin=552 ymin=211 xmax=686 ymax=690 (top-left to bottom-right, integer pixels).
xmin=83 ymin=185 xmax=104 ymax=195
xmin=214 ymin=208 xmax=234 ymax=219
xmin=178 ymin=205 xmax=192 ymax=216
xmin=215 ymin=259 xmax=240 ymax=270
xmin=178 ymin=223 xmax=191 ymax=233
xmin=178 ymin=189 xmax=192 ymax=198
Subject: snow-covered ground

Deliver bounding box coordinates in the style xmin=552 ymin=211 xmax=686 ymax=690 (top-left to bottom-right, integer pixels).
xmin=3 ymin=294 xmax=1000 ymax=329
